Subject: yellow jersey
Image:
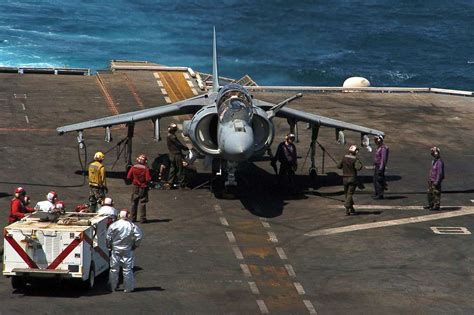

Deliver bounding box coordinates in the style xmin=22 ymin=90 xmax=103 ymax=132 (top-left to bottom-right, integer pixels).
xmin=88 ymin=161 xmax=106 ymax=187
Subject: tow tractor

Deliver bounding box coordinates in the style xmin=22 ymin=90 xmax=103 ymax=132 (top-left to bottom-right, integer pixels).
xmin=3 ymin=212 xmax=109 ymax=290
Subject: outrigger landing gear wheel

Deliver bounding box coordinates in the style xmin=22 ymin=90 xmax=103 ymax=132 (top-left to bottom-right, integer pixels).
xmin=309 ymin=167 xmax=318 ymax=180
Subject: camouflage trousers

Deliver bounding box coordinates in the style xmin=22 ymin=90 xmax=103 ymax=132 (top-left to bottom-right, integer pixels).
xmin=427 ymin=183 xmax=442 ymax=208
xmin=89 ymin=186 xmax=106 ymax=212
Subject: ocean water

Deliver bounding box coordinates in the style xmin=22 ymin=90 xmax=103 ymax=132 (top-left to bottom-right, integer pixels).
xmin=0 ymin=0 xmax=473 ymax=90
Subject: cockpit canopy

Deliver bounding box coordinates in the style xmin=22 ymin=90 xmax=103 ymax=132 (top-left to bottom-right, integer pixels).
xmin=217 ymin=84 xmax=253 ymax=123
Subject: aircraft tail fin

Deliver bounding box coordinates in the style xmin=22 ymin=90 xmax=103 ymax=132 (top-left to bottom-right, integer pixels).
xmin=212 ymin=26 xmax=219 ymax=93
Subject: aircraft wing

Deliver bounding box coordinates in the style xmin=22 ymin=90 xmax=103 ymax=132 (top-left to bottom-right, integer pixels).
xmin=57 ymin=94 xmax=213 ymax=134
xmin=253 ymin=98 xmax=384 ymax=136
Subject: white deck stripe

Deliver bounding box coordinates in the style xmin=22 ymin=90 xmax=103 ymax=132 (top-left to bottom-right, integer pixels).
xmin=303 ymin=300 xmax=318 ymax=314
xmin=219 ymin=217 xmax=229 ymax=226
xmin=284 ymin=264 xmax=296 ymax=277
xmin=267 ymin=231 xmax=278 ymax=243
xmin=256 ymin=300 xmax=269 ymax=314
xmin=431 ymin=226 xmax=471 ymax=234
xmin=164 ymin=96 xmax=171 ymax=103
xmin=248 ymin=282 xmax=260 ymax=295
xmin=240 ymin=264 xmax=252 ymax=277
xmin=153 ymin=72 xmax=160 ymax=79
xmin=331 ymin=205 xmax=426 ymax=210
xmin=187 ymin=80 xmax=194 ymax=87
xmin=293 ymin=282 xmax=306 ymax=295
xmin=157 ymin=80 xmax=163 ymax=87
xmin=21 ymin=103 xmax=25 ymax=111
xmin=226 ymin=231 xmax=236 ymax=243
xmin=160 ymin=88 xmax=168 ymax=95
xmin=24 ymin=115 xmax=29 ymax=124
xmin=191 ymin=88 xmax=198 ymax=95
xmin=276 ymin=247 xmax=288 ymax=260
xmin=214 ymin=208 xmax=223 ymax=215
xmin=261 ymin=221 xmax=271 ymax=228
xmin=305 ymin=207 xmax=474 ymax=237
xmin=183 ymin=73 xmax=190 ymax=79
xmin=232 ymin=245 xmax=244 ymax=260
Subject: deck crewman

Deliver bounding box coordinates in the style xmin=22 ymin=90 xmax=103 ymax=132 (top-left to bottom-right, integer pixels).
xmin=424 ymin=146 xmax=445 ymax=211
xmin=34 ymin=191 xmax=58 ymax=213
xmin=98 ymin=197 xmax=119 ymax=223
xmin=271 ymin=133 xmax=298 ymax=190
xmin=165 ymin=123 xmax=189 ymax=189
xmin=88 ymin=151 xmax=107 ymax=212
xmin=127 ymin=154 xmax=152 ymax=223
xmin=373 ymin=135 xmax=389 ymax=199
xmin=337 ymin=145 xmax=363 ymax=215
xmin=8 ymin=187 xmax=34 ymax=223
xmin=107 ymin=209 xmax=143 ymax=293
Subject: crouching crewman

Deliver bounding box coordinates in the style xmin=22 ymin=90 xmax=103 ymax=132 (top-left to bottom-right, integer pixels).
xmin=106 ymin=209 xmax=143 ymax=293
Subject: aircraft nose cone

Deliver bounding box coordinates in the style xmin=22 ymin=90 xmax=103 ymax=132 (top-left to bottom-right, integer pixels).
xmin=221 ymin=126 xmax=254 ymax=161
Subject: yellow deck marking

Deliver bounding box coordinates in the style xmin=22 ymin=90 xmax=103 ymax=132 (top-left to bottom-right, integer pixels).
xmin=248 ymin=265 xmax=290 ymax=278
xmin=159 ymin=71 xmax=195 ymax=102
xmin=241 ymin=247 xmax=274 ymax=259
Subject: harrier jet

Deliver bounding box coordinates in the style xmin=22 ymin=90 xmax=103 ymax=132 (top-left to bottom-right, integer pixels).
xmin=57 ymin=28 xmax=383 ymax=187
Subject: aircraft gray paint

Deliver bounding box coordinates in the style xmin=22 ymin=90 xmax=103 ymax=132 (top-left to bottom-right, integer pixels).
xmin=57 ymin=28 xmax=384 ymax=186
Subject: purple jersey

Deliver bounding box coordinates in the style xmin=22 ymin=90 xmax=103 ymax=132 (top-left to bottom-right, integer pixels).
xmin=374 ymin=144 xmax=389 ymax=170
xmin=429 ymin=158 xmax=445 ymax=185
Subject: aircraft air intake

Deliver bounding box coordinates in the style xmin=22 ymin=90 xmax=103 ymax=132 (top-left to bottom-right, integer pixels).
xmin=182 ymin=106 xmax=220 ymax=156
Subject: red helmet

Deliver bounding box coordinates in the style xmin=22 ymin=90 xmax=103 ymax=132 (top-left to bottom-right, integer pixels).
xmin=136 ymin=154 xmax=148 ymax=164
xmin=47 ymin=191 xmax=58 ymax=202
xmin=15 ymin=187 xmax=25 ymax=194
xmin=55 ymin=200 xmax=65 ymax=210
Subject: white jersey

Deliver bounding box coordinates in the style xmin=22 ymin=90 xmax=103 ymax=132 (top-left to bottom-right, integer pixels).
xmin=106 ymin=219 xmax=143 ymax=252
xmin=34 ymin=200 xmax=55 ymax=212
xmin=98 ymin=205 xmax=118 ymax=218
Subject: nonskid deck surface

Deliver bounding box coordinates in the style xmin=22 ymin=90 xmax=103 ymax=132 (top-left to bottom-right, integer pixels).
xmin=1 ymin=64 xmax=474 ymax=314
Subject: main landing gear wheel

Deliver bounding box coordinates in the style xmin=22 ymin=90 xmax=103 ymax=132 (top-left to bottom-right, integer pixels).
xmin=11 ymin=276 xmax=27 ymax=290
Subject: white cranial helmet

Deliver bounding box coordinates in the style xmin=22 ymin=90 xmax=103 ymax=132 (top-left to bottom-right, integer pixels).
xmin=103 ymin=197 xmax=113 ymax=206
xmin=47 ymin=191 xmax=58 ymax=202
xmin=348 ymin=145 xmax=359 ymax=153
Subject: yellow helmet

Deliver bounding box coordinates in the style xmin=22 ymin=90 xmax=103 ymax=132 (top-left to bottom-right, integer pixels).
xmin=94 ymin=151 xmax=105 ymax=161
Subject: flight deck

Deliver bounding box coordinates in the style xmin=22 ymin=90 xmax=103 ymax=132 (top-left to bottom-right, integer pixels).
xmin=1 ymin=61 xmax=474 ymax=314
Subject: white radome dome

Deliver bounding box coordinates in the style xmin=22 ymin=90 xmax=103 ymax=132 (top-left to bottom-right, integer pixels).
xmin=343 ymin=77 xmax=371 ymax=88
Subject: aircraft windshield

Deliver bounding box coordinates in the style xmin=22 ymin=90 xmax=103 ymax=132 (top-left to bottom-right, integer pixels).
xmin=218 ymin=91 xmax=253 ymax=123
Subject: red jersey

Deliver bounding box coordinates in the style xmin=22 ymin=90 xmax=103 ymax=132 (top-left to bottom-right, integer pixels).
xmin=127 ymin=164 xmax=151 ymax=188
xmin=9 ymin=198 xmax=34 ymax=223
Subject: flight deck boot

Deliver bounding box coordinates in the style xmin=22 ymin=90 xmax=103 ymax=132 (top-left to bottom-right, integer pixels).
xmin=345 ymin=206 xmax=351 ymax=216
